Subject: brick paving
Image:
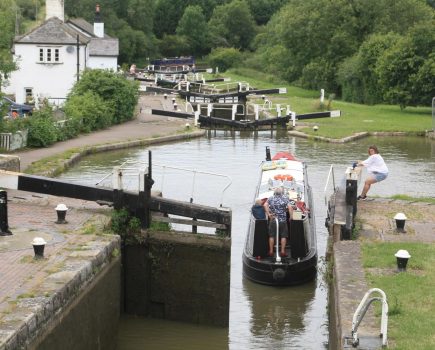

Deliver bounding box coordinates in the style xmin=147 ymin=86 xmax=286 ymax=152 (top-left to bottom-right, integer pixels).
xmin=0 ymin=191 xmax=109 ymax=309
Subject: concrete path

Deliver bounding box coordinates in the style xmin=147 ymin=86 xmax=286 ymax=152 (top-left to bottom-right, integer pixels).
xmin=13 ymin=94 xmax=188 ymax=171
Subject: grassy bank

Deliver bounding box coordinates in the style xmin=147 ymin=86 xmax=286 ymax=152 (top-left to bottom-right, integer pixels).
xmin=224 ymin=68 xmax=433 ymax=139
xmin=361 ymin=242 xmax=435 ymax=349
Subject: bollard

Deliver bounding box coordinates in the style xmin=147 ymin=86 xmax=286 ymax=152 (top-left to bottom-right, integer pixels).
xmin=0 ymin=190 xmax=12 ymax=236
xmin=55 ymin=204 xmax=68 ymax=224
xmin=394 ymin=213 xmax=407 ymax=233
xmin=32 ymin=237 xmax=46 ymax=259
xmin=395 ymin=249 xmax=411 ymax=272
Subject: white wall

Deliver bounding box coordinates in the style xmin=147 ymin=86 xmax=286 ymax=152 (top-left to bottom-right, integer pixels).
xmin=4 ymin=43 xmax=86 ymax=104
xmin=87 ymin=56 xmax=118 ymax=71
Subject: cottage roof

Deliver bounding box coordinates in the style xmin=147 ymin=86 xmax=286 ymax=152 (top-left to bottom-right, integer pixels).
xmin=14 ymin=16 xmax=119 ymax=56
xmin=15 ymin=17 xmax=89 ymax=45
xmin=89 ymin=38 xmax=119 ymax=56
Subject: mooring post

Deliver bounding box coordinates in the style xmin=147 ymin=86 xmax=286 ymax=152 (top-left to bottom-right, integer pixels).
xmin=0 ymin=190 xmax=12 ymax=236
xmin=112 ymin=167 xmax=124 ymax=210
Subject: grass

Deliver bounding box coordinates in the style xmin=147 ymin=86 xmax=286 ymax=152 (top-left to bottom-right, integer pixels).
xmin=224 ymin=68 xmax=433 ymax=139
xmin=361 ymin=242 xmax=435 ymax=349
xmin=389 ymin=194 xmax=435 ymax=204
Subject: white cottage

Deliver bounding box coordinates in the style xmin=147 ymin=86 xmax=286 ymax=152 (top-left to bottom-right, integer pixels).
xmin=4 ymin=0 xmax=119 ymax=105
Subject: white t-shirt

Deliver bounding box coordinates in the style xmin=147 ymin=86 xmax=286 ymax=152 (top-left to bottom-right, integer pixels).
xmin=362 ymin=154 xmax=388 ymax=174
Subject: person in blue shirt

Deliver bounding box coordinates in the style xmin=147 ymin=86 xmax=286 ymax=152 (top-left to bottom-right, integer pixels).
xmin=264 ymin=187 xmax=294 ymax=257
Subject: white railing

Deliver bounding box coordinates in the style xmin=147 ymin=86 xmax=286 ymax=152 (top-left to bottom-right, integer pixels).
xmin=94 ymin=160 xmax=232 ymax=208
xmin=351 ymin=288 xmax=389 ymax=348
xmin=324 ymin=164 xmax=336 ymax=206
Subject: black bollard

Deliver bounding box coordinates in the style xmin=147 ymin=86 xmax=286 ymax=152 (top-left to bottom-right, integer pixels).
xmin=0 ymin=190 xmax=12 ymax=236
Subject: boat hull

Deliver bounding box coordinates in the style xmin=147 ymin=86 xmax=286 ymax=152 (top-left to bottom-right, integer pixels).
xmin=242 ymin=252 xmax=317 ymax=286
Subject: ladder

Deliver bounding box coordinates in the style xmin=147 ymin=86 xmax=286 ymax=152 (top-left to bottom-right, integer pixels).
xmin=351 ymin=288 xmax=389 ymax=347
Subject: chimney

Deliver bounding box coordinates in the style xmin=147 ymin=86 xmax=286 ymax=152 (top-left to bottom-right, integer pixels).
xmin=94 ymin=4 xmax=104 ymax=38
xmin=46 ymin=0 xmax=65 ymax=21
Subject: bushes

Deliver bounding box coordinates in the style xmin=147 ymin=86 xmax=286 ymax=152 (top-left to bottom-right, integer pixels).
xmin=206 ymin=47 xmax=243 ymax=72
xmin=68 ymin=69 xmax=139 ymax=124
xmin=64 ymin=92 xmax=111 ymax=133
xmin=26 ymin=107 xmax=58 ymax=147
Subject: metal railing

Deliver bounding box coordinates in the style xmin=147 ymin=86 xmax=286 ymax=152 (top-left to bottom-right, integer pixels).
xmin=324 ymin=164 xmax=336 ymax=206
xmin=94 ymin=160 xmax=232 ymax=208
xmin=351 ymin=288 xmax=389 ymax=348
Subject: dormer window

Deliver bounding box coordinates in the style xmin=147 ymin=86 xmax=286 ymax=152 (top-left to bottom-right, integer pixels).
xmin=38 ymin=47 xmax=61 ymax=63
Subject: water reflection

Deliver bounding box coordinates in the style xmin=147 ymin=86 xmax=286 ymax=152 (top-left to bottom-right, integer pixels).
xmin=58 ymin=132 xmax=435 ymax=349
xmin=243 ymin=279 xmax=316 ymax=344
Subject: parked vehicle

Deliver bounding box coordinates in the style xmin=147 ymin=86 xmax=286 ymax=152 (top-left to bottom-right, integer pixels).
xmin=1 ymin=96 xmax=34 ymax=118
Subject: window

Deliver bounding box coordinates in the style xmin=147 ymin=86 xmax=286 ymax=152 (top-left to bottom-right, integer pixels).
xmin=38 ymin=47 xmax=61 ymax=63
xmin=25 ymin=88 xmax=34 ymax=104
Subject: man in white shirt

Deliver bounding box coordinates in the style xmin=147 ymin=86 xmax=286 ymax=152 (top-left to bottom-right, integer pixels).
xmin=357 ymin=145 xmax=388 ymax=200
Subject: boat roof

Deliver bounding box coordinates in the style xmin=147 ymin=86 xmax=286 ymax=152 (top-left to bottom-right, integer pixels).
xmin=257 ymin=159 xmax=305 ymax=201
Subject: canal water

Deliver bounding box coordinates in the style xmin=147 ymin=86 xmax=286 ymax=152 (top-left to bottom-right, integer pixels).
xmin=58 ymin=133 xmax=435 ymax=350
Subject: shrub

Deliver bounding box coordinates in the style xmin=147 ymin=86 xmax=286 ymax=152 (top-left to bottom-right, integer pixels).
xmin=67 ymin=69 xmax=139 ymax=124
xmin=63 ymin=92 xmax=111 ymax=133
xmin=206 ymin=47 xmax=243 ymax=72
xmin=26 ymin=107 xmax=58 ymax=147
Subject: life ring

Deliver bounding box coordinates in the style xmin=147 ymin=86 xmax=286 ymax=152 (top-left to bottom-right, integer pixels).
xmin=274 ymin=174 xmax=293 ymax=181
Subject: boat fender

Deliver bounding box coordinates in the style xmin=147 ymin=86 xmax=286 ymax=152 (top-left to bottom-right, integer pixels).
xmin=273 ymin=268 xmax=286 ymax=281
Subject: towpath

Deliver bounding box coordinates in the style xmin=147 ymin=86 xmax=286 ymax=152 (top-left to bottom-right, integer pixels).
xmin=13 ymin=94 xmax=187 ymax=171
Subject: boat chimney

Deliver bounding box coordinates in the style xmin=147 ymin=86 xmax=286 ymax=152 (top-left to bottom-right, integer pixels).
xmin=94 ymin=3 xmax=105 ymax=38
xmin=266 ymin=146 xmax=271 ymax=161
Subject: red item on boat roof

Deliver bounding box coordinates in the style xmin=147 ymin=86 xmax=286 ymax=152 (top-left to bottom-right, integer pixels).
xmin=272 ymin=152 xmax=297 ymax=161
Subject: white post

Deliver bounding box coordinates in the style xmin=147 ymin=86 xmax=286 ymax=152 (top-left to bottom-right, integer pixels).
xmin=320 ymin=89 xmax=325 ymax=103
xmin=275 ymin=218 xmax=281 ymax=263
xmin=194 ymin=111 xmax=199 ymax=127
xmin=254 ymin=104 xmax=259 ymax=120
xmin=291 ymin=112 xmax=296 ymax=127
xmin=112 ymin=167 xmax=122 ymax=190
xmin=232 ymin=104 xmax=237 ymax=121
xmin=276 ymin=104 xmax=281 ymax=117
xmin=207 ymin=103 xmax=213 ymax=117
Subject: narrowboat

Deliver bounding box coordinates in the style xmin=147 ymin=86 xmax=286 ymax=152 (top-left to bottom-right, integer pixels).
xmin=242 ymin=147 xmax=317 ymax=286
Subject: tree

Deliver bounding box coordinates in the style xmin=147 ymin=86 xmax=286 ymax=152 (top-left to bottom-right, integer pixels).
xmin=125 ymin=0 xmax=154 ymax=34
xmin=153 ymin=0 xmax=185 ymax=38
xmin=0 ymin=0 xmax=17 ymax=92
xmin=208 ymin=0 xmax=257 ymax=50
xmin=176 ymin=5 xmax=209 ymax=56
xmin=157 ymin=35 xmax=191 ymax=58
xmin=246 ymin=0 xmax=287 ymax=25
xmin=337 ymin=33 xmax=401 ymax=104
xmin=376 ymin=21 xmax=435 ymax=108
